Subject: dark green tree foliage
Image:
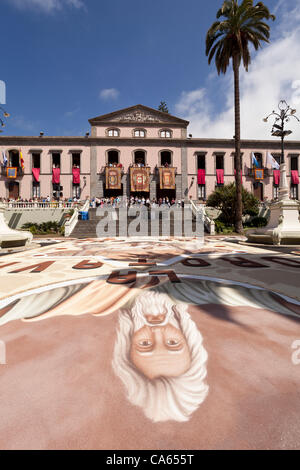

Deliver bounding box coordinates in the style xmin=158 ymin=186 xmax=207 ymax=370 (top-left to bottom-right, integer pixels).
xmin=205 ymin=0 xmax=275 ymax=233
xmin=158 ymin=101 xmax=169 ymax=113
xmin=207 ymin=183 xmax=259 ymax=226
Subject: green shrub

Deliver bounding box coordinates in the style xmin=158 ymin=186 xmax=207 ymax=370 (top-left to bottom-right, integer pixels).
xmin=207 ymin=183 xmax=259 ymax=226
xmin=248 ymin=216 xmax=268 ymax=227
xmin=214 ymin=219 xmax=234 ymax=234
xmin=21 ymin=221 xmax=62 ymax=235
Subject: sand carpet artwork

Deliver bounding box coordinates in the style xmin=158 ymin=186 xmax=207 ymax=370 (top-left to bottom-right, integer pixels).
xmin=0 ymin=237 xmax=299 ymax=450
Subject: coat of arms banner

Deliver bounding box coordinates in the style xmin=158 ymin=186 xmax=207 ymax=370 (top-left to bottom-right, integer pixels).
xmin=106 ymin=167 xmax=122 ymax=189
xmin=159 ymin=167 xmax=176 ymax=189
xmin=130 ymin=167 xmax=150 ymax=192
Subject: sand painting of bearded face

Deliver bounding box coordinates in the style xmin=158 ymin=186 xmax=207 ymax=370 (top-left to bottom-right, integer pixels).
xmin=0 ymin=275 xmax=300 ymax=442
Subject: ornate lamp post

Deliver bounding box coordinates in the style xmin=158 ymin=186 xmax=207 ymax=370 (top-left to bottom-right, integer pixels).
xmin=247 ymin=100 xmax=300 ymax=245
xmin=263 ymin=100 xmax=300 ymax=201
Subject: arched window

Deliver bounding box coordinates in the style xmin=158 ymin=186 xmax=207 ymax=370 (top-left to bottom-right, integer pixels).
xmin=160 ymin=151 xmax=172 ymax=166
xmin=107 ymin=150 xmax=119 ymax=165
xmin=133 ymin=129 xmax=146 ymax=138
xmin=8 ymin=149 xmax=20 ymax=167
xmin=159 ymin=129 xmax=172 ymax=138
xmin=107 ymin=128 xmax=120 ymax=137
xmin=134 ymin=150 xmax=146 ymax=166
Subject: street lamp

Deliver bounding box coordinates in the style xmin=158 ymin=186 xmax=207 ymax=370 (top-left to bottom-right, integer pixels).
xmin=263 ymin=100 xmax=300 ymax=200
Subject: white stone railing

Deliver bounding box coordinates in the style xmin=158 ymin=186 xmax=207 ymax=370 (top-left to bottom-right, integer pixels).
xmin=190 ymin=200 xmax=215 ymax=235
xmin=5 ymin=201 xmax=79 ymax=210
xmin=64 ymin=199 xmax=90 ymax=237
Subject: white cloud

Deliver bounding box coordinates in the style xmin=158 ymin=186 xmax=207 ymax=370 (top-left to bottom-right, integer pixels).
xmin=10 ymin=115 xmax=39 ymax=133
xmin=99 ymin=88 xmax=120 ymax=101
xmin=175 ymin=0 xmax=300 ymax=141
xmin=64 ymin=107 xmax=80 ymax=118
xmin=7 ymin=0 xmax=85 ymax=13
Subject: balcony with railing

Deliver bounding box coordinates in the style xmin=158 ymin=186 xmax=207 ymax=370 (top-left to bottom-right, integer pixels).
xmin=245 ymin=167 xmax=270 ymax=178
xmin=1 ymin=166 xmax=24 ymax=178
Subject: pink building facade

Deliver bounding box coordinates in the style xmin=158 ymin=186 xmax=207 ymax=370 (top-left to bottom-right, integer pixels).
xmin=0 ymin=104 xmax=299 ymax=202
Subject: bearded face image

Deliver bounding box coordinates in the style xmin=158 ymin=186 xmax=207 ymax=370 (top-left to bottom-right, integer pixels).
xmin=112 ymin=290 xmax=209 ymax=423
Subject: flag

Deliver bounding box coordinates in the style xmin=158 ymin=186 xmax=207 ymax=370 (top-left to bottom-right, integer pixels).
xmin=266 ymin=151 xmax=280 ymax=169
xmin=19 ymin=149 xmax=25 ymax=170
xmin=251 ymin=152 xmax=259 ymax=168
xmin=2 ymin=150 xmax=7 ymax=167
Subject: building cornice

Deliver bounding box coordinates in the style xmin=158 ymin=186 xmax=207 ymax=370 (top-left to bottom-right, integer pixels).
xmin=89 ymin=120 xmax=187 ymax=128
xmin=0 ymin=136 xmax=300 ymax=149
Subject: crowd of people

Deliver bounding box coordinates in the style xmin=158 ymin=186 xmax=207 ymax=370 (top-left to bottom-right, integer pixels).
xmin=90 ymin=196 xmax=185 ymax=208
xmin=0 ymin=196 xmax=83 ymax=205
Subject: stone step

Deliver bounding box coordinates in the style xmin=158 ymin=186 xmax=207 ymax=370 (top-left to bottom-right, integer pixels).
xmin=70 ymin=207 xmax=200 ymax=238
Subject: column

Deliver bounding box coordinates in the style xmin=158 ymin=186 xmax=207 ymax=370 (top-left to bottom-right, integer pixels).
xmin=181 ymin=146 xmax=188 ymax=200
xmin=122 ymin=174 xmax=128 ymax=198
xmin=175 ymin=175 xmax=182 ymax=201
xmin=150 ymin=174 xmax=156 ymax=200
xmin=90 ymin=146 xmax=98 ymax=198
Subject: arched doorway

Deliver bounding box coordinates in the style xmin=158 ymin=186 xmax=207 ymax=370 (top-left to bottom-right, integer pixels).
xmin=8 ymin=181 xmax=19 ymax=199
xmin=157 ymin=150 xmax=175 ymax=201
xmin=107 ymin=150 xmax=119 ymax=165
xmin=253 ymin=181 xmax=264 ymax=201
xmin=104 ymin=150 xmax=123 ymax=198
xmin=160 ymin=151 xmax=172 ymax=166
xmin=134 ymin=150 xmax=146 ymax=166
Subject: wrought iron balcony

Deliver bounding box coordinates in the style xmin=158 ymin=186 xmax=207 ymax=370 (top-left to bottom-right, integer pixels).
xmin=1 ymin=166 xmax=24 ymax=178
xmin=245 ymin=167 xmax=270 ymax=178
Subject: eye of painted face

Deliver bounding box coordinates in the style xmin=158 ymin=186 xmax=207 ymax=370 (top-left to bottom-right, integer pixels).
xmin=166 ymin=339 xmax=181 ymax=346
xmin=138 ymin=339 xmax=153 ymax=347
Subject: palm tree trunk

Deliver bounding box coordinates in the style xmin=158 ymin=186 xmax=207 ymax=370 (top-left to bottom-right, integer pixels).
xmin=233 ymin=54 xmax=243 ymax=234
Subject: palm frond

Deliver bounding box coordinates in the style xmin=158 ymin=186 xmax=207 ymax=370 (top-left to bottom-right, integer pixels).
xmin=206 ymin=0 xmax=275 ymax=73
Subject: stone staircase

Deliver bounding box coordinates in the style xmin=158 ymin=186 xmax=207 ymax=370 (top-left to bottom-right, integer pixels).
xmin=70 ymin=208 xmax=100 ymax=238
xmin=70 ymin=206 xmax=199 ymax=238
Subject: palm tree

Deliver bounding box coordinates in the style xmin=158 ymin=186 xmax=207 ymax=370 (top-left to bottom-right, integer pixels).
xmin=206 ymin=0 xmax=275 ymax=233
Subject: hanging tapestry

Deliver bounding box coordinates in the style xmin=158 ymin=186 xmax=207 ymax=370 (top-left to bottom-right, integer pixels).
xmin=159 ymin=167 xmax=176 ymax=190
xmin=130 ymin=167 xmax=150 ymax=192
xmin=106 ymin=167 xmax=122 ymax=189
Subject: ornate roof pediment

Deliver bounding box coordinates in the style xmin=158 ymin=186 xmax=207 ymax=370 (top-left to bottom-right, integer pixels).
xmin=89 ymin=104 xmax=189 ymax=127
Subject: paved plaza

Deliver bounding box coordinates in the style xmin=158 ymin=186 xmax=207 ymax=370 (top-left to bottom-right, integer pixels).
xmin=0 ymin=236 xmax=299 ymax=450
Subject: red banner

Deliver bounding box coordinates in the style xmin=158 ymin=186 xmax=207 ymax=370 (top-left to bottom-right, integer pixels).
xmin=273 ymin=170 xmax=280 ymax=185
xmin=291 ymin=170 xmax=299 ymax=185
xmin=130 ymin=167 xmax=150 ymax=192
xmin=52 ymin=168 xmax=60 ymax=184
xmin=197 ymin=169 xmax=205 ymax=185
xmin=106 ymin=167 xmax=122 ymax=189
xmin=159 ymin=167 xmax=176 ymax=189
xmin=72 ymin=168 xmax=80 ymax=185
xmin=216 ymin=169 xmax=224 ymax=184
xmin=32 ymin=168 xmax=40 ymax=182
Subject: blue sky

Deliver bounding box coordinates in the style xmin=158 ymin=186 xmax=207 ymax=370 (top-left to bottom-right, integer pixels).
xmin=1 ymin=0 xmax=300 ymax=140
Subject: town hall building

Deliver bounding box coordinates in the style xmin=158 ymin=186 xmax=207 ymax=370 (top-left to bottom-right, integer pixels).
xmin=0 ymin=104 xmax=299 ymax=202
